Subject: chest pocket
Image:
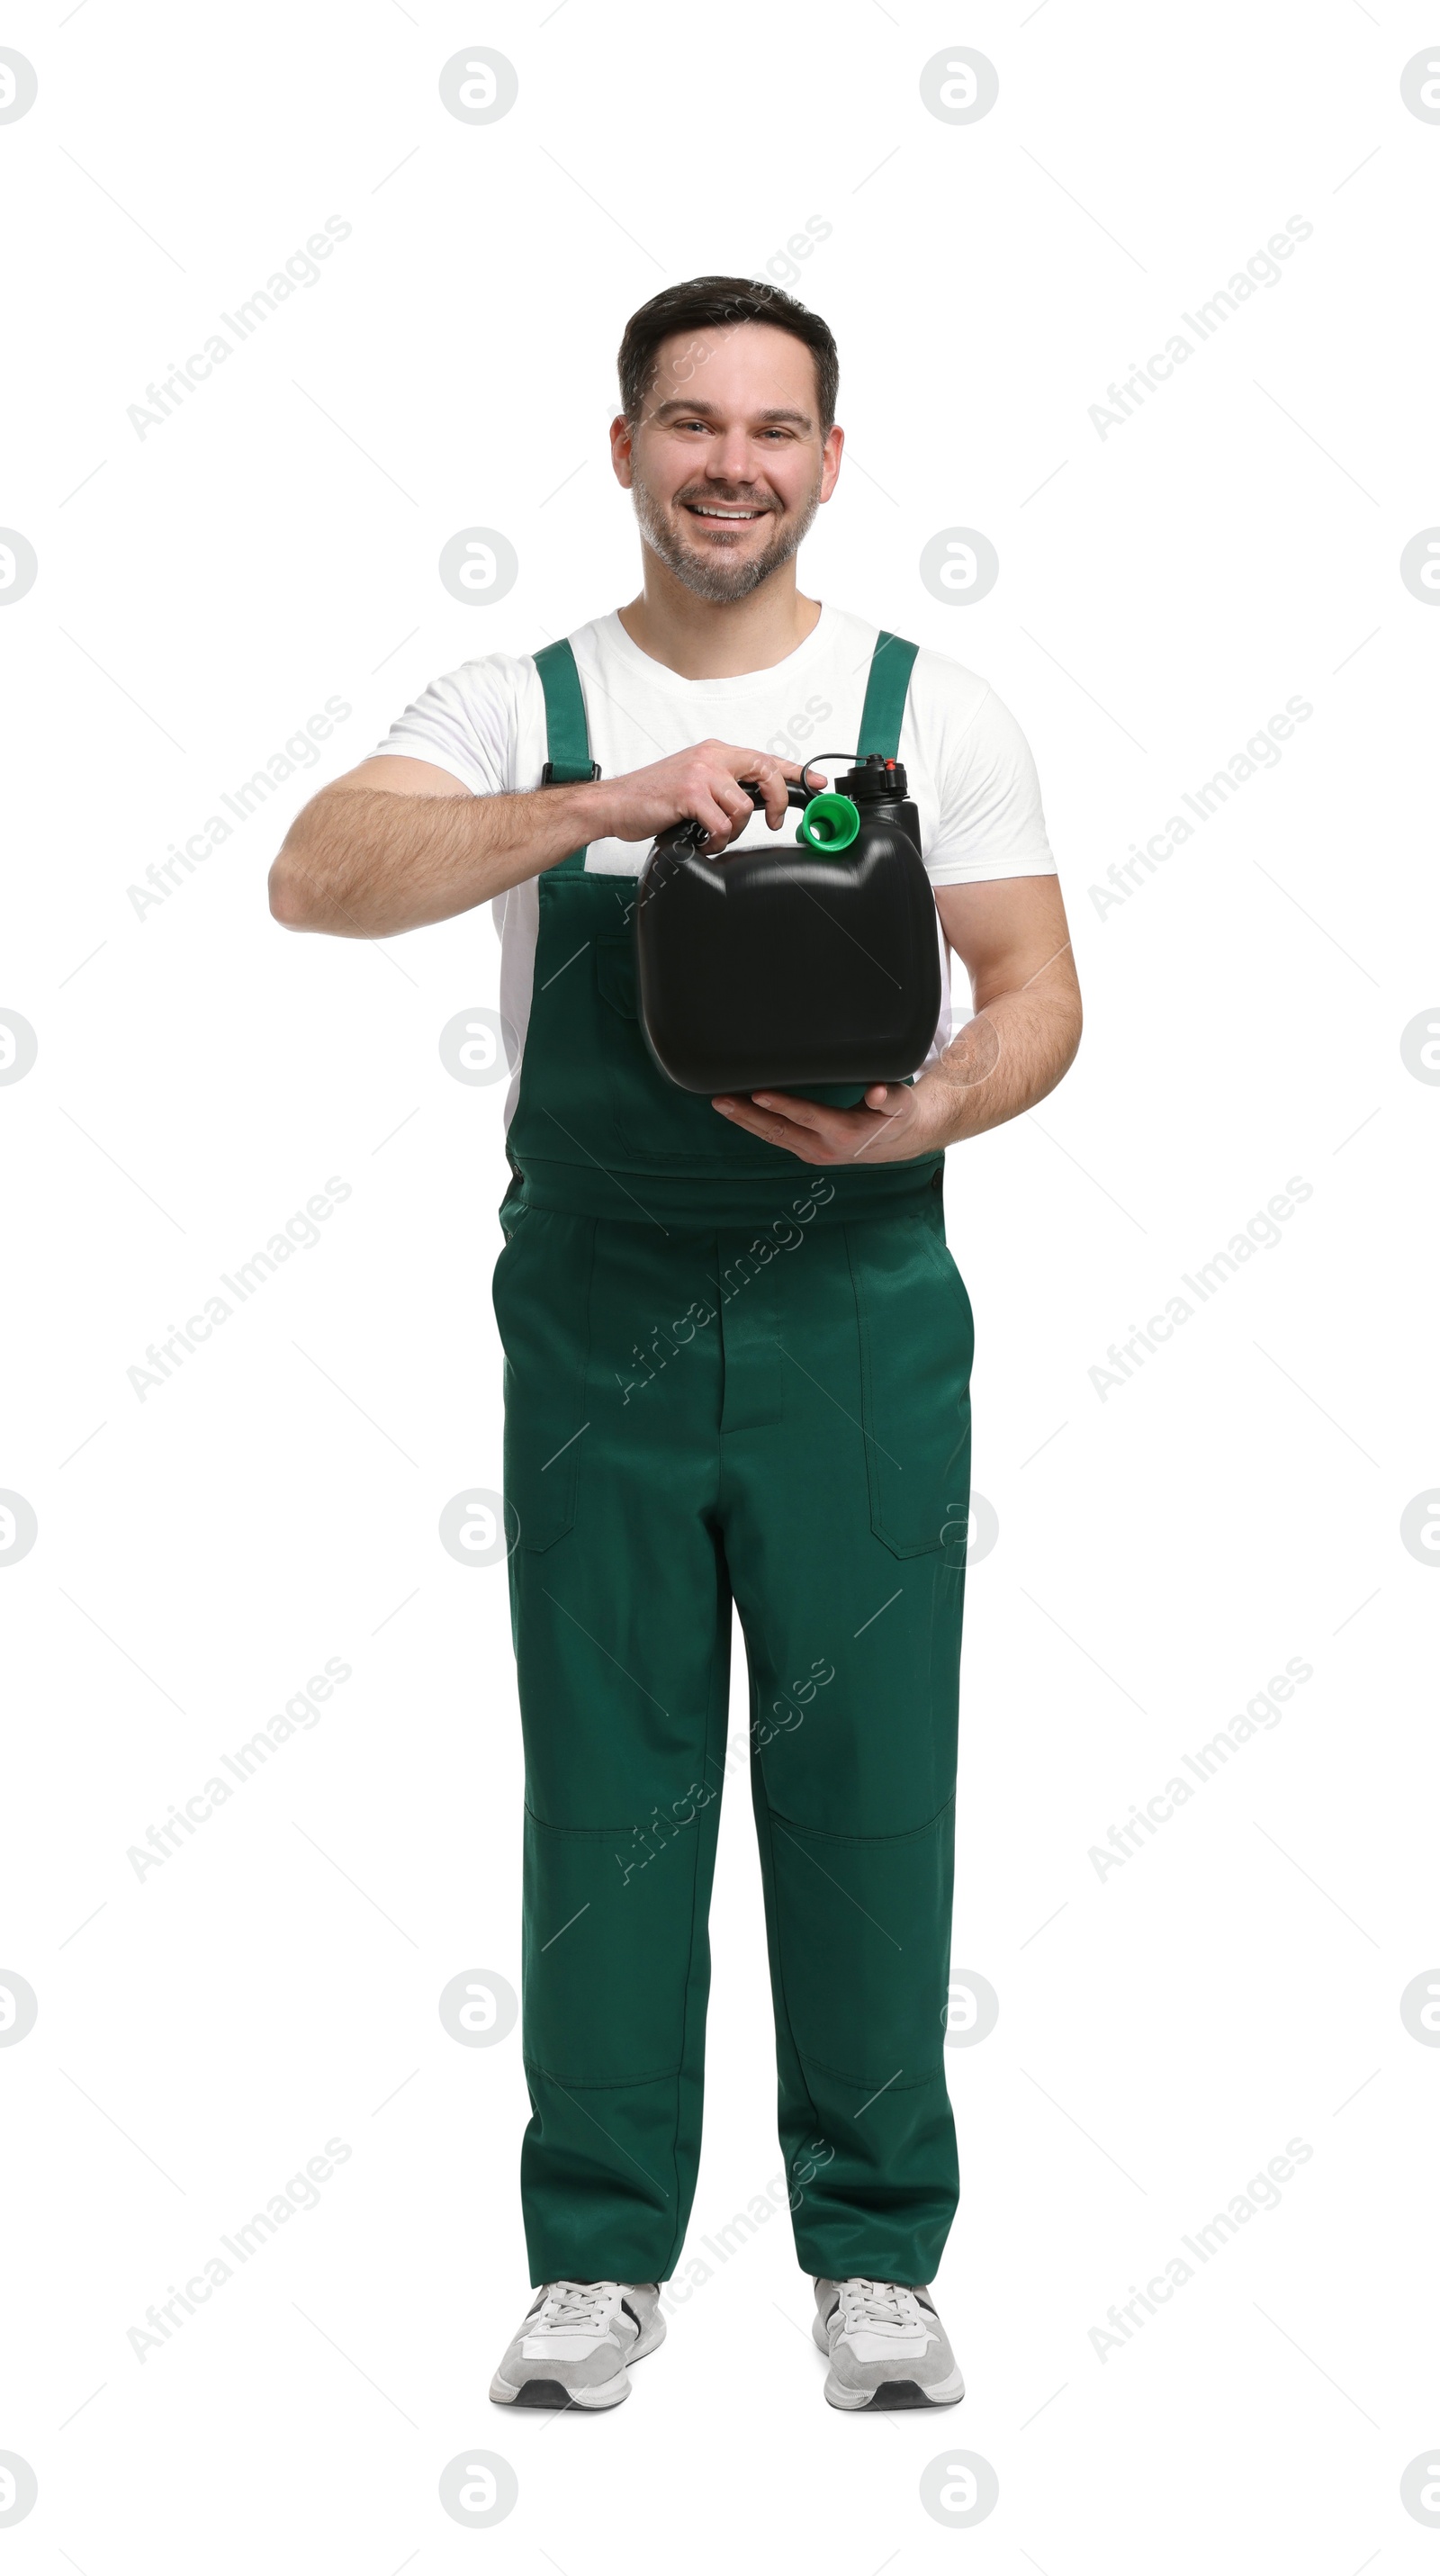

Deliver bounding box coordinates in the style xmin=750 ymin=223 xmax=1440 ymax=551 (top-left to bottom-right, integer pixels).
xmin=592 ymin=932 xmax=785 ymax=1168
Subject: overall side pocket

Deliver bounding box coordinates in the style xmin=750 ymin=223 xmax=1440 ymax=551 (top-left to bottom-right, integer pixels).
xmin=490 ymin=1209 xmax=595 ymax=1552
xmin=846 ymin=1214 xmax=974 ymax=1560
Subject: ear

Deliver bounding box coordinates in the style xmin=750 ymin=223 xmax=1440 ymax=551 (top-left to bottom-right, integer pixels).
xmin=610 ymin=411 xmax=635 ymax=489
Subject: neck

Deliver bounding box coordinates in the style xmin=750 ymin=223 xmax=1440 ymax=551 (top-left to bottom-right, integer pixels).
xmin=617 ymin=546 xmax=821 ymax=680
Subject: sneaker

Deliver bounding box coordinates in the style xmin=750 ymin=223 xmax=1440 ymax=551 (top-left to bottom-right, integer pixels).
xmin=813 ymin=2277 xmax=965 ymax=2410
xmin=489 ymin=2279 xmax=664 ymax=2410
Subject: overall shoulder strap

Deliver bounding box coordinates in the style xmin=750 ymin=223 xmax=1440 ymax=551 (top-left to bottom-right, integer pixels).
xmin=534 ymin=637 xmax=597 ymax=781
xmin=533 ymin=636 xmax=597 ymax=878
xmin=856 ymin=629 xmax=919 ymax=761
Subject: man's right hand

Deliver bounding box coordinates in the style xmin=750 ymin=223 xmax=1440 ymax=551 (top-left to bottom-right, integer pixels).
xmin=268 ymin=741 xmax=826 ymax=941
xmin=587 ymin=742 xmax=821 ymax=851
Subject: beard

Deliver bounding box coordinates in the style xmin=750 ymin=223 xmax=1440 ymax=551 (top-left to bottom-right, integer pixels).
xmin=630 ymin=467 xmax=824 ymax=603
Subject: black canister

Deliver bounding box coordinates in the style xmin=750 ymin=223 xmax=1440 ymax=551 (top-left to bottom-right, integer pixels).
xmin=634 ymin=757 xmax=941 ymax=1097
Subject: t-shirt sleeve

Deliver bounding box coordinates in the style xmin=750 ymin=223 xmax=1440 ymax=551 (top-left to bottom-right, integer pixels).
xmin=922 ymin=680 xmax=1058 ymax=886
xmin=368 ymin=655 xmax=524 ymax=797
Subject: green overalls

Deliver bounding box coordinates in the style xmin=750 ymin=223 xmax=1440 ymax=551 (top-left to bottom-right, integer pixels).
xmin=492 ymin=629 xmax=974 ymax=2288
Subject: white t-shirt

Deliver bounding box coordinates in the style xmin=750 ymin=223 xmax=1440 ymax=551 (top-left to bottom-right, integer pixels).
xmin=370 ymin=603 xmax=1057 ymax=1133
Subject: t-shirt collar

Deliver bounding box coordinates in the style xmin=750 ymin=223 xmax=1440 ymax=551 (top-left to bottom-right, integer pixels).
xmin=597 ymin=601 xmax=831 ymax=697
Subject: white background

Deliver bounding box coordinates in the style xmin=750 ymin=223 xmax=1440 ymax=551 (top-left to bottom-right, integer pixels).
xmin=3 ymin=0 xmax=1437 ymax=2566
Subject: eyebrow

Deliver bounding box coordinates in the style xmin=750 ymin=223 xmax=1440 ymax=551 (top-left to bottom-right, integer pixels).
xmin=651 ymin=398 xmax=814 ymax=428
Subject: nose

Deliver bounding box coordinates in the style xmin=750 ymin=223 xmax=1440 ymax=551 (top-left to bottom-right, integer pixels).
xmin=705 ymin=424 xmax=759 ymax=485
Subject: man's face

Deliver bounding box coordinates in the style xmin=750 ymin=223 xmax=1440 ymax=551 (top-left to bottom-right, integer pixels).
xmin=611 ymin=322 xmax=842 ymax=603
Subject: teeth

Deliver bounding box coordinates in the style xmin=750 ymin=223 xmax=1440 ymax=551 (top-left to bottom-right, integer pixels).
xmin=691 ymin=507 xmax=761 ymax=519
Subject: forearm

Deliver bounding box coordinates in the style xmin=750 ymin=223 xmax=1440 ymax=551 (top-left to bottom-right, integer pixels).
xmin=270 ymin=737 xmax=822 ymax=940
xmin=919 ymin=981 xmax=1083 ymax=1148
xmin=269 ymin=779 xmax=605 ymax=937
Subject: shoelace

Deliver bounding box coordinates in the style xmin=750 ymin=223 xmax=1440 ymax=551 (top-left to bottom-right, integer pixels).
xmin=837 ymin=2279 xmax=924 ymax=2336
xmin=530 ymin=2279 xmax=619 ymax=2337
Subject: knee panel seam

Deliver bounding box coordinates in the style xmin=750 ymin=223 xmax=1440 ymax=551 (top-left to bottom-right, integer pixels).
xmin=795 ymin=2047 xmax=949 ymax=2093
xmin=525 ymin=1801 xmax=651 ymax=1841
xmin=764 ymin=1791 xmax=957 ymax=1850
xmin=524 ymin=2055 xmax=685 ymax=2091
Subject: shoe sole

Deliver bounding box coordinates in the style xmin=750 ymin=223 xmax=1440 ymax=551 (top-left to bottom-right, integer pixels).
xmin=824 ymin=2364 xmax=966 ymax=2411
xmin=490 ymin=2364 xmax=631 ymax=2409
xmin=488 ymin=2306 xmax=666 ymax=2412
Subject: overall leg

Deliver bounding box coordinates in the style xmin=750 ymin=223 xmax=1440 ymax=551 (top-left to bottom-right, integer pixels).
xmin=715 ymin=1202 xmax=972 ymax=2285
xmin=494 ymin=1205 xmax=732 ymax=2286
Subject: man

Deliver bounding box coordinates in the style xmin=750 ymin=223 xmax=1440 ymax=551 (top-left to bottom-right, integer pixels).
xmin=269 ymin=275 xmax=1081 ymax=2414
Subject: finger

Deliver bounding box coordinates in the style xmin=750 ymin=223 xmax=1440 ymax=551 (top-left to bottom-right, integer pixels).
xmin=749 ymin=765 xmax=787 ymax=832
xmin=733 ymin=749 xmax=819 ymax=830
xmin=689 ymin=792 xmax=739 ymax=845
xmin=757 ymin=756 xmax=800 ymax=830
xmin=693 ymin=775 xmax=753 ymax=845
xmin=748 ymin=1088 xmax=826 ymax=1128
xmin=736 ymin=1091 xmax=849 ymax=1150
xmin=724 ymin=752 xmax=790 ymax=833
xmin=714 ymin=774 xmax=755 ymax=820
xmin=771 ymin=755 xmax=828 ymax=818
xmin=697 ymin=786 xmax=739 ymax=831
xmin=713 ymin=1098 xmax=824 ymax=1161
xmin=702 ymin=798 xmax=752 ymax=850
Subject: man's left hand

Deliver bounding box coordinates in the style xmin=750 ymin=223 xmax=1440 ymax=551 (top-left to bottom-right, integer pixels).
xmin=709 ymin=875 xmax=1084 ymax=1164
xmin=711 ymin=1080 xmax=940 ymax=1166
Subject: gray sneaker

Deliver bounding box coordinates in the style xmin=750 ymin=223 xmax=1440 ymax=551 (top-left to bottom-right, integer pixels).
xmin=813 ymin=2277 xmax=965 ymax=2410
xmin=489 ymin=2279 xmax=664 ymax=2410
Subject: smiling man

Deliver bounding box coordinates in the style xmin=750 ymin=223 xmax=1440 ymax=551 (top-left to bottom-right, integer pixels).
xmin=269 ymin=275 xmax=1081 ymax=2415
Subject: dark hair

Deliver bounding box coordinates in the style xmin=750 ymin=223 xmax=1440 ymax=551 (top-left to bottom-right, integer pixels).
xmin=617 ymin=275 xmax=839 ymax=436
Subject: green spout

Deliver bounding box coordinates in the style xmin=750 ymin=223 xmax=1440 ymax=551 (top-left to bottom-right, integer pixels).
xmin=795 ymin=790 xmax=860 ymax=852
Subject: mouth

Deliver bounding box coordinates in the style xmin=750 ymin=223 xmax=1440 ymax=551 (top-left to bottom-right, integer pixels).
xmin=681 ymin=501 xmax=771 ymax=525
